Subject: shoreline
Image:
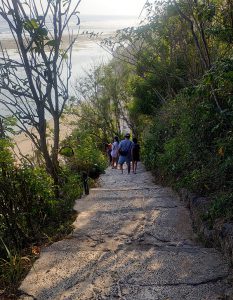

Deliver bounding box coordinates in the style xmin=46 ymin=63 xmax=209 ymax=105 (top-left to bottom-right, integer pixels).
xmin=0 ymin=33 xmax=112 ymax=51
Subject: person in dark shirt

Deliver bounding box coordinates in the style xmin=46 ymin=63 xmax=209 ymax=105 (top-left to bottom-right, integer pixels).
xmin=131 ymin=137 xmax=140 ymax=174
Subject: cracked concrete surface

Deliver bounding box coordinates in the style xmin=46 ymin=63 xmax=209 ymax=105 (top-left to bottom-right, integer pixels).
xmin=20 ymin=164 xmax=231 ymax=299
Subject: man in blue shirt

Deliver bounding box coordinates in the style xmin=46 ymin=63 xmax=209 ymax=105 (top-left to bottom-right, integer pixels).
xmin=118 ymin=133 xmax=133 ymax=174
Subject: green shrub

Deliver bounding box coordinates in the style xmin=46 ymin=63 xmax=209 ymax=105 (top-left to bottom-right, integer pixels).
xmin=157 ymin=137 xmax=192 ymax=177
xmin=60 ymin=169 xmax=83 ymax=206
xmin=141 ymin=59 xmax=233 ymax=221
xmin=0 ymin=239 xmax=31 ymax=293
xmin=0 ymin=166 xmax=57 ymax=250
xmin=61 ymin=131 xmax=107 ymax=178
xmin=209 ymin=192 xmax=233 ymax=222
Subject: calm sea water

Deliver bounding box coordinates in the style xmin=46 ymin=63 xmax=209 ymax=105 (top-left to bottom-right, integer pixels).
xmin=0 ymin=15 xmax=138 ymax=111
xmin=0 ymin=14 xmax=139 ymax=38
xmin=0 ymin=15 xmax=140 ymax=120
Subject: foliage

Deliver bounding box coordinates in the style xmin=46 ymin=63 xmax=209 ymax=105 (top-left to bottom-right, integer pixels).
xmin=0 ymin=239 xmax=31 ymax=294
xmin=0 ymin=163 xmax=57 ymax=251
xmin=208 ymin=193 xmax=233 ymax=222
xmin=100 ymin=0 xmax=233 ymax=223
xmin=0 ymin=138 xmax=14 ymax=166
xmin=59 ymin=168 xmax=83 ymax=206
xmin=1 ymin=0 xmax=233 ymax=294
xmin=142 ymin=58 xmax=233 ymax=221
xmin=0 ymin=136 xmax=82 ymax=295
xmin=0 ymin=135 xmax=89 ymax=249
xmin=61 ymin=129 xmax=107 ymax=179
xmin=71 ymin=61 xmax=133 ymax=140
xmin=0 ymin=0 xmax=81 ymax=182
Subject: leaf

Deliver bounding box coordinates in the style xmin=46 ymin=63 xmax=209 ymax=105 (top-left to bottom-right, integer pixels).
xmin=45 ymin=40 xmax=57 ymax=47
xmin=30 ymin=19 xmax=39 ymax=29
xmin=37 ymin=27 xmax=48 ymax=37
xmin=0 ymin=238 xmax=11 ymax=258
xmin=61 ymin=52 xmax=68 ymax=59
xmin=23 ymin=19 xmax=38 ymax=31
xmin=59 ymin=146 xmax=74 ymax=157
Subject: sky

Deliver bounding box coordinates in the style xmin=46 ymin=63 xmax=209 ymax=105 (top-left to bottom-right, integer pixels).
xmin=35 ymin=0 xmax=147 ymax=17
xmin=74 ymin=0 xmax=146 ymax=16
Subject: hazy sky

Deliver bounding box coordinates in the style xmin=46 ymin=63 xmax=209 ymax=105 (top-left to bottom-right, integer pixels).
xmin=78 ymin=0 xmax=146 ymax=16
xmin=35 ymin=0 xmax=147 ymax=17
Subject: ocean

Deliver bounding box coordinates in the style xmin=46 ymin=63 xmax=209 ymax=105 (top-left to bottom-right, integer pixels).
xmin=0 ymin=14 xmax=139 ymax=116
xmin=71 ymin=15 xmax=139 ymax=82
xmin=0 ymin=14 xmax=139 ymax=38
xmin=0 ymin=14 xmax=139 ymax=74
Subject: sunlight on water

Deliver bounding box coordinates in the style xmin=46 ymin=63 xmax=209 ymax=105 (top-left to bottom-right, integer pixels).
xmin=0 ymin=15 xmax=139 ymax=112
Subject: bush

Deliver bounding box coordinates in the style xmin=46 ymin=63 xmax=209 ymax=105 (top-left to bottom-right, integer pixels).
xmin=59 ymin=169 xmax=83 ymax=207
xmin=141 ymin=59 xmax=233 ymax=221
xmin=0 ymin=166 xmax=57 ymax=251
xmin=61 ymin=130 xmax=107 ymax=179
xmin=0 ymin=239 xmax=31 ymax=294
xmin=209 ymin=192 xmax=233 ymax=222
xmin=0 ymin=123 xmax=108 ymax=295
xmin=0 ymin=140 xmax=84 ymax=295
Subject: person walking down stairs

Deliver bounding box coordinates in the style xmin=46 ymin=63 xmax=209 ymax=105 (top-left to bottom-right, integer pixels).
xmin=131 ymin=137 xmax=140 ymax=174
xmin=118 ymin=133 xmax=133 ymax=174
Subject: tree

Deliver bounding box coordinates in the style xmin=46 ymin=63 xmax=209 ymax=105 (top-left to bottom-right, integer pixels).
xmin=102 ymin=0 xmax=233 ymax=116
xmin=0 ymin=0 xmax=81 ymax=183
xmin=71 ymin=61 xmax=132 ymax=142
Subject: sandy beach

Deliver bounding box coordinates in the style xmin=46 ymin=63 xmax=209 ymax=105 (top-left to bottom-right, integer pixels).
xmin=0 ymin=33 xmax=111 ymax=51
xmin=13 ymin=115 xmax=77 ymax=160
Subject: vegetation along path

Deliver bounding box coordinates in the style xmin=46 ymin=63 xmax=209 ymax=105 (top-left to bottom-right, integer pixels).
xmin=20 ymin=164 xmax=231 ymax=299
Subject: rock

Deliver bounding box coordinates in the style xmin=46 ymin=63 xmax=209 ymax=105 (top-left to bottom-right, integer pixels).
xmin=225 ymin=288 xmax=233 ymax=300
xmin=179 ymin=189 xmax=233 ymax=265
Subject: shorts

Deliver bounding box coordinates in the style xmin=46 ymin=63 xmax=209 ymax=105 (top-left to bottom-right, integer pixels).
xmin=118 ymin=155 xmax=131 ymax=165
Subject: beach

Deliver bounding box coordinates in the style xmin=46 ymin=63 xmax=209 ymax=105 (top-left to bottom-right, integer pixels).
xmin=0 ymin=15 xmax=139 ymax=158
xmin=13 ymin=115 xmax=77 ymax=161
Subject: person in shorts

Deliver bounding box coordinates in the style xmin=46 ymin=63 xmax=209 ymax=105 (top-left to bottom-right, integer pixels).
xmin=118 ymin=133 xmax=133 ymax=174
xmin=111 ymin=136 xmax=119 ymax=169
xmin=131 ymin=137 xmax=140 ymax=174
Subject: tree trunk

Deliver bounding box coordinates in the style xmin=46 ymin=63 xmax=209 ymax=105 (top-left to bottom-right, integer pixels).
xmin=52 ymin=113 xmax=60 ymax=186
xmin=37 ymin=105 xmax=56 ymax=181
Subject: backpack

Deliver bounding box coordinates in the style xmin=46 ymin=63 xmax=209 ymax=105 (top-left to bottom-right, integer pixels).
xmin=119 ymin=142 xmax=131 ymax=156
xmin=119 ymin=149 xmax=128 ymax=156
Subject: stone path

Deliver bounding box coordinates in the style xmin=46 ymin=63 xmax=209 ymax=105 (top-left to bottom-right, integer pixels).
xmin=20 ymin=164 xmax=231 ymax=299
